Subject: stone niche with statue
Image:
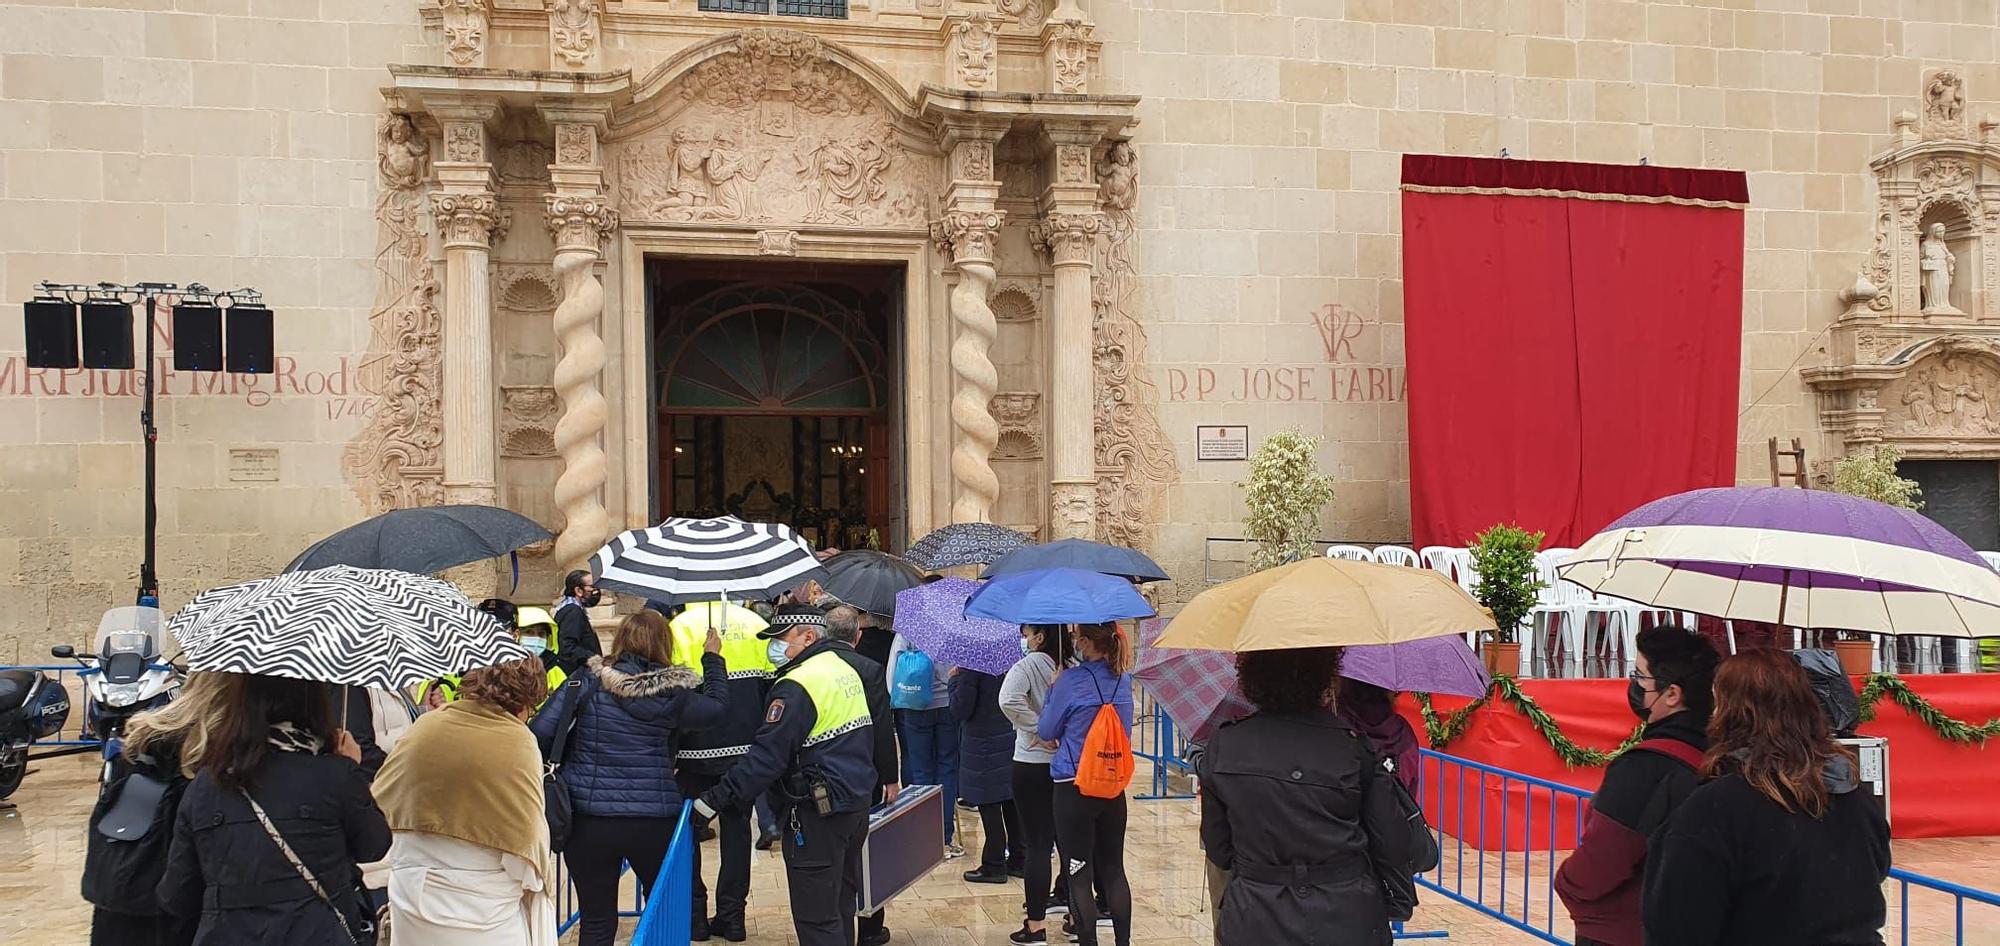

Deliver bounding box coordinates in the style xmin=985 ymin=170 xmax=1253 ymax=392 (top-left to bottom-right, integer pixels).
xmin=1804 ymin=70 xmax=2000 ymax=460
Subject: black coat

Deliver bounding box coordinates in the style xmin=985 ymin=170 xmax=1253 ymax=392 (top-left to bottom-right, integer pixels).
xmin=949 ymin=669 xmax=1013 ymax=807
xmin=1643 ymin=760 xmax=1891 ymax=946
xmin=158 ymin=750 xmax=392 ymax=946
xmin=1198 ymin=709 xmax=1413 ymax=946
xmin=83 ymin=741 xmax=192 ymax=924
xmin=530 ymin=653 xmax=728 ymax=819
xmin=553 ymin=600 xmax=603 ymax=677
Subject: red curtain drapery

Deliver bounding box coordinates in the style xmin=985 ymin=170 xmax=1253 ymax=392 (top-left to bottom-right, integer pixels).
xmin=1403 ymin=155 xmax=1747 ymax=549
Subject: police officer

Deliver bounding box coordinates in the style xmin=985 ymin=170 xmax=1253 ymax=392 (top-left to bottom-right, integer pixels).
xmin=693 ymin=605 xmax=876 ymax=946
xmin=662 ymin=600 xmax=776 ymax=943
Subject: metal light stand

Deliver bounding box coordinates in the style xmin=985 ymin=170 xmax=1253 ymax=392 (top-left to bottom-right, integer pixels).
xmin=29 ymin=281 xmax=264 ymax=607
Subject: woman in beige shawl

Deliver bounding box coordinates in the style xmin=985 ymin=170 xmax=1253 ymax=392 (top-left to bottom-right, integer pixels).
xmin=370 ymin=658 xmax=555 ymax=946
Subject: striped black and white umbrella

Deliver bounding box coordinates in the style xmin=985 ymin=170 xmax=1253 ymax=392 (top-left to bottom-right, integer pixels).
xmin=166 ymin=566 xmax=531 ymax=690
xmin=590 ymin=516 xmax=830 ymax=605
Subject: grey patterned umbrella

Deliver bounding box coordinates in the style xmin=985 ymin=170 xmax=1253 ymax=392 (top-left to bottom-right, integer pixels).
xmin=904 ymin=522 xmax=1035 ymax=571
xmin=167 ymin=566 xmax=531 ymax=690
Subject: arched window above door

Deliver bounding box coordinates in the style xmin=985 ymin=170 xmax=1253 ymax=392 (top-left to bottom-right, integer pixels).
xmin=658 ymin=282 xmax=884 ymax=413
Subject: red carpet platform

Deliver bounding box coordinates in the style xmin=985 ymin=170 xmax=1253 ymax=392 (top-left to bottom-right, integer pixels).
xmin=1397 ymin=674 xmax=2000 ymax=850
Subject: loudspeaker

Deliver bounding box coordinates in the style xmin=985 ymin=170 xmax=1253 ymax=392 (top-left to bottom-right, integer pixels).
xmin=24 ymin=300 xmax=79 ymax=369
xmin=225 ymin=304 xmax=273 ymax=374
xmin=80 ymin=302 xmax=134 ymax=370
xmin=172 ymin=304 xmax=223 ymax=372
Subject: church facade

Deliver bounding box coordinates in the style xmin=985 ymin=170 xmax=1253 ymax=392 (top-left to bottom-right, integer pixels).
xmin=2 ymin=0 xmax=1999 ymax=652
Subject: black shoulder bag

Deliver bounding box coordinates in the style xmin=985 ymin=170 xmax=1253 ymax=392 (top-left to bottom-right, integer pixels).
xmin=1360 ymin=739 xmax=1437 ymax=921
xmin=541 ymin=675 xmax=590 ymax=853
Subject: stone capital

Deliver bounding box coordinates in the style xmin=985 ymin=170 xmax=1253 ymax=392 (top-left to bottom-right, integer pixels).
xmin=931 ymin=208 xmax=1006 ymax=265
xmin=1030 ymin=211 xmax=1101 ymax=266
xmin=430 ymin=190 xmax=505 ymax=248
xmin=546 ymin=193 xmax=618 ymax=251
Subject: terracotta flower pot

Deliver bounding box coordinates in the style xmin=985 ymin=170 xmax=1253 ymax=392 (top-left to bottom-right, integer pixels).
xmin=1483 ymin=640 xmax=1521 ymax=677
xmin=1833 ymin=639 xmax=1875 ymax=676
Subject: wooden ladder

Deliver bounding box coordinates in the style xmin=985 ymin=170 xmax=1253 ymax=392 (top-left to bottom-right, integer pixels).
xmin=1767 ymin=437 xmax=1811 ymax=488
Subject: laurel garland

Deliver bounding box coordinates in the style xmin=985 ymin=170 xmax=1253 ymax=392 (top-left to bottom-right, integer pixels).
xmin=1415 ymin=672 xmax=2000 ymax=768
xmin=1855 ymin=673 xmax=2000 ymax=744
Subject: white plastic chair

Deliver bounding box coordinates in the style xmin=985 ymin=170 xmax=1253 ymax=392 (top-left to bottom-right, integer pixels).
xmin=1981 ymin=551 xmax=2000 ymax=572
xmin=1372 ymin=545 xmax=1421 ymax=568
xmin=1324 ymin=544 xmax=1373 ymax=562
xmin=1419 ymin=546 xmax=1460 ymax=578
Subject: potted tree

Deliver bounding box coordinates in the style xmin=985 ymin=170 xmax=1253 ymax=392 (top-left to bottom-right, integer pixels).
xmin=1827 ymin=446 xmax=1924 ymax=675
xmin=1468 ymin=524 xmax=1546 ymax=676
xmin=1241 ymin=430 xmax=1337 ymax=571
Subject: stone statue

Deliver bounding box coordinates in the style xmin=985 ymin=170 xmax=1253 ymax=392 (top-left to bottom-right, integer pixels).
xmin=379 ymin=115 xmax=429 ymax=191
xmin=1920 ymin=222 xmax=1958 ymax=313
xmin=1903 ymin=371 xmax=1938 ymax=431
xmin=1097 ymin=141 xmax=1136 ymax=212
xmin=701 ymin=133 xmax=768 ymax=221
xmin=1927 ymin=71 xmax=1964 ymax=125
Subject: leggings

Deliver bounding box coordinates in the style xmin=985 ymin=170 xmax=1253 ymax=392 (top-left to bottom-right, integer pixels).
xmin=1012 ymin=760 xmax=1060 ymax=921
xmin=978 ymin=800 xmax=1022 ymax=873
xmin=1053 ymin=782 xmax=1131 ymax=946
xmin=566 ymin=814 xmax=677 ymax=946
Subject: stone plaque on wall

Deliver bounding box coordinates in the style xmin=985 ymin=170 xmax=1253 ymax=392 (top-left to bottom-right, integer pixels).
xmin=229 ymin=448 xmax=281 ymax=483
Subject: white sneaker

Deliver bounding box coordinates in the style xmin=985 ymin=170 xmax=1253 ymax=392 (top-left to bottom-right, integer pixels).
xmin=944 ymin=843 xmax=966 ymax=859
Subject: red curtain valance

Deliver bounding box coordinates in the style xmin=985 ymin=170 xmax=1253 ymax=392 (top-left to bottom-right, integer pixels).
xmin=1402 ymin=154 xmax=1749 ymax=206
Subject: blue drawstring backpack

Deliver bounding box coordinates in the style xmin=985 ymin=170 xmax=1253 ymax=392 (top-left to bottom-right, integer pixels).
xmin=891 ymin=649 xmax=935 ymax=710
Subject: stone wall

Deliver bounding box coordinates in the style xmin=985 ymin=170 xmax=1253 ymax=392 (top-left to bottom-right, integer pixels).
xmin=0 ymin=0 xmax=427 ymax=657
xmin=1089 ymin=0 xmax=2000 ymax=594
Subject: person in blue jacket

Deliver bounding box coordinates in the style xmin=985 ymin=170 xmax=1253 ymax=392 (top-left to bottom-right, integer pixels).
xmin=1037 ymin=622 xmax=1136 ymax=946
xmin=530 ymin=609 xmax=727 ymax=946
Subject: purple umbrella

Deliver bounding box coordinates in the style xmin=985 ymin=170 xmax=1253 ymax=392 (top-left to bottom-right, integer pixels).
xmin=1134 ymin=620 xmax=1488 ymax=742
xmin=1561 ymin=487 xmax=2000 ymax=636
xmin=890 ymin=577 xmax=1022 ymax=677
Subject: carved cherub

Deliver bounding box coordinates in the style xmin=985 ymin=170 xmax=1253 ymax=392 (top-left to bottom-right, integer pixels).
xmin=1927 ymin=71 xmax=1964 ymax=124
xmin=1097 ymin=141 xmax=1136 ymax=212
xmin=379 ymin=115 xmax=430 ymax=191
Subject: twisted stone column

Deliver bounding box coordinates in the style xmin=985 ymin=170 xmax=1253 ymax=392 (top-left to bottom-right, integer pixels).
xmin=936 ymin=209 xmax=1005 ymax=524
xmin=429 ymin=190 xmax=505 ymax=505
xmin=546 ymin=195 xmax=617 ymax=570
xmin=1033 ymin=209 xmax=1102 ymax=539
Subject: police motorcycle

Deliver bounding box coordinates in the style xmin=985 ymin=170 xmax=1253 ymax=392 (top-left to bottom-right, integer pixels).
xmin=0 ymin=665 xmax=71 ymax=802
xmin=51 ymin=606 xmax=183 ymax=783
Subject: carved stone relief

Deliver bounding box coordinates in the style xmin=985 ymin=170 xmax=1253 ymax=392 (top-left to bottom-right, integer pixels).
xmin=497 ymin=266 xmax=560 ymax=311
xmin=758 ymin=229 xmax=800 ymax=256
xmin=1883 ymin=351 xmax=2000 ymax=436
xmin=1089 ymin=140 xmax=1177 ymax=551
xmin=549 ymin=0 xmax=599 ymax=68
xmin=555 ymin=124 xmax=594 ymax=167
xmin=989 ymin=392 xmax=1043 ymax=459
xmin=947 ymin=14 xmax=998 ymax=90
xmin=345 ymin=113 xmax=445 ymax=512
xmin=1924 ymin=70 xmax=1966 ymax=140
xmin=495 ymin=141 xmax=554 ymax=186
xmin=1044 ymin=20 xmax=1093 ymax=95
xmin=444 ymin=122 xmax=484 ymax=163
xmin=997 ymin=0 xmax=1050 ymax=31
xmin=437 ymin=0 xmax=489 ymax=66
xmin=501 ymin=385 xmax=561 ymax=458
xmin=991 ymin=283 xmax=1040 ymax=322
xmin=610 ymin=30 xmax=936 ymax=229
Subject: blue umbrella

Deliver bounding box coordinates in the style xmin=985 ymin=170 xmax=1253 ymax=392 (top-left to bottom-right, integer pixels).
xmin=964 ymin=568 xmax=1156 ymax=625
xmin=981 ymin=538 xmax=1171 ymax=583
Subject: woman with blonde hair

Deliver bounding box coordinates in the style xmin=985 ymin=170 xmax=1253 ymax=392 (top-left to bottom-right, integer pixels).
xmin=83 ymin=673 xmax=228 ymax=946
xmin=529 ymin=609 xmax=728 ymax=946
xmin=369 ymin=657 xmax=557 ymax=946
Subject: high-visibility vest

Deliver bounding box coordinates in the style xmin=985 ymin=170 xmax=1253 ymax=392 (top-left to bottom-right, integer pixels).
xmin=669 ymin=603 xmax=775 ymax=680
xmin=783 ymin=650 xmax=872 ymax=746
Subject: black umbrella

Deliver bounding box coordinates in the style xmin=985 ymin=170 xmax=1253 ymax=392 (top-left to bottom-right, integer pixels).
xmin=981 ymin=538 xmax=1171 ymax=583
xmin=904 ymin=522 xmax=1035 ymax=571
xmin=286 ymin=505 xmax=552 ymax=576
xmin=819 ymin=550 xmax=925 ymax=617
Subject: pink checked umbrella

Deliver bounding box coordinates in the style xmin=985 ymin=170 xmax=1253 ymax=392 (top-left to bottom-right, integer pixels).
xmin=890 ymin=577 xmax=1023 ymax=677
xmin=1136 ymin=619 xmax=1489 ymax=741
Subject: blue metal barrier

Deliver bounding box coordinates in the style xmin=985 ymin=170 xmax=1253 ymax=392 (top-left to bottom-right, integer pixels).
xmin=3 ymin=664 xmax=104 ymax=749
xmin=1416 ymin=749 xmax=2000 ymax=946
xmin=631 ymin=803 xmax=696 ymax=946
xmin=1131 ymin=689 xmax=1194 ymax=800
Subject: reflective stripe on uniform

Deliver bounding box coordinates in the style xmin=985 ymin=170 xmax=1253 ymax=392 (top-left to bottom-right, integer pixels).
xmin=727 ymin=669 xmax=773 ymax=680
xmin=678 ymin=744 xmax=751 ymax=760
xmin=784 ymin=650 xmax=872 ymax=745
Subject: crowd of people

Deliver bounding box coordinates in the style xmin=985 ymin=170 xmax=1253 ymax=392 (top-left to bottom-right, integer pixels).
xmin=74 ymin=563 xmax=1895 ymax=946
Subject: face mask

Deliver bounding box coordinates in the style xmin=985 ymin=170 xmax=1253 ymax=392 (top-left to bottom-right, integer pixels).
xmin=520 ymin=636 xmax=548 ymax=656
xmin=768 ymin=639 xmax=793 ymax=669
xmin=580 ymin=590 xmax=603 ymax=608
xmin=1627 ymin=678 xmax=1657 ymax=722
xmin=1019 ymin=637 xmax=1034 ymax=656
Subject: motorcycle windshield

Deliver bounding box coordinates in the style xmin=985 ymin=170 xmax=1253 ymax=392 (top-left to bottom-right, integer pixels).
xmin=96 ymin=607 xmax=164 ymax=660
